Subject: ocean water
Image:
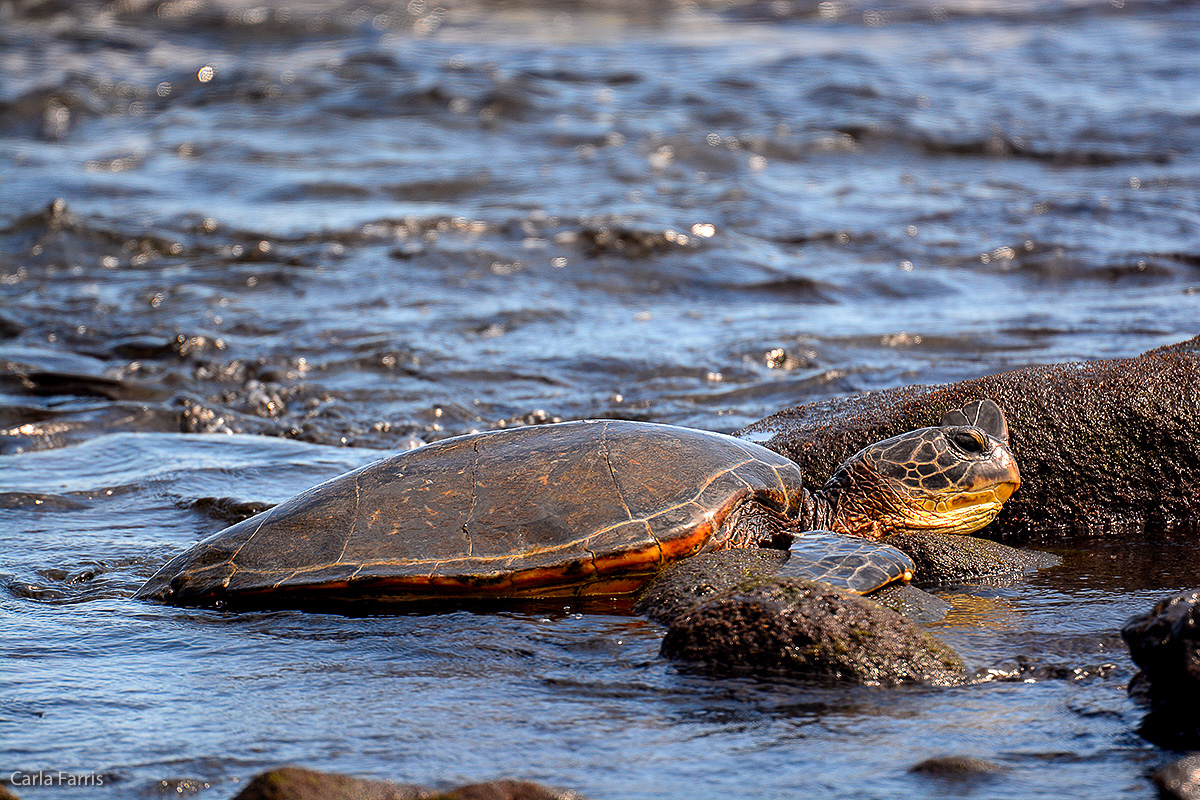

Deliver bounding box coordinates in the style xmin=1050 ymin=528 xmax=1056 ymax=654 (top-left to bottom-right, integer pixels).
xmin=2 ymin=0 xmax=1199 ymax=797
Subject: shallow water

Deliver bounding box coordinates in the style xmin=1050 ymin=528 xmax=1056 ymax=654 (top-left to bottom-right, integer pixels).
xmin=5 ymin=433 xmax=1200 ymax=799
xmin=2 ymin=0 xmax=1199 ymax=797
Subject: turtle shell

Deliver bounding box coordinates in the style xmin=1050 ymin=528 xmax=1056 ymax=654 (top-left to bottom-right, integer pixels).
xmin=136 ymin=420 xmax=808 ymax=606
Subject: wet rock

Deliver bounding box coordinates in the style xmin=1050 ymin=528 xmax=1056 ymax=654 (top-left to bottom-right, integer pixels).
xmin=972 ymin=656 xmax=1118 ymax=684
xmin=243 ymin=381 xmax=289 ymax=418
xmin=0 ymin=491 xmax=90 ymax=511
xmin=1122 ymin=589 xmax=1200 ymax=694
xmin=432 ymin=780 xmax=586 ymax=800
xmin=908 ymin=754 xmax=1007 ymax=778
xmin=185 ymin=496 xmax=275 ymax=525
xmin=886 ymin=532 xmax=1059 ymax=586
xmin=1154 ymin=754 xmax=1200 ymax=800
xmin=232 ymin=767 xmax=425 ymax=800
xmin=634 ymin=541 xmax=988 ymax=676
xmin=0 ymin=311 xmax=23 ymax=340
xmin=659 ymin=577 xmax=966 ymax=685
xmin=636 ymin=545 xmax=949 ymax=625
xmin=906 ymin=754 xmax=1009 ymax=790
xmin=1121 ymin=588 xmax=1200 ymax=746
xmin=868 ymin=582 xmax=950 ymax=623
xmin=0 ymin=343 xmax=164 ymax=402
xmin=178 ymin=397 xmax=242 ymax=435
xmin=3 ymin=370 xmax=156 ymax=401
xmin=0 ymin=403 xmax=179 ymax=454
xmin=633 ymin=547 xmax=788 ymax=624
xmin=741 ymin=337 xmax=1200 ymax=542
xmin=230 ymin=768 xmax=584 ymax=800
xmin=573 ymin=224 xmax=699 ymax=258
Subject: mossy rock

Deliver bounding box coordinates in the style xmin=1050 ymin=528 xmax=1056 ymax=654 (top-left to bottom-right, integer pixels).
xmin=886 ymin=531 xmax=1059 ymax=586
xmin=660 ymin=577 xmax=966 ymax=685
xmin=634 ymin=548 xmax=788 ymax=624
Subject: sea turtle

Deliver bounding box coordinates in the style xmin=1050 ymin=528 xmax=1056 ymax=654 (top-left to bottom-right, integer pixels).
xmin=136 ymin=400 xmax=1019 ymax=607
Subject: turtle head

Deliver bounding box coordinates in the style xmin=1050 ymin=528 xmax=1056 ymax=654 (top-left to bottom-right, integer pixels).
xmin=823 ymin=400 xmax=1021 ymax=538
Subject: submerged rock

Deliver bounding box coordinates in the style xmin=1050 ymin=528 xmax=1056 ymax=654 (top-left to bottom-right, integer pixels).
xmin=742 ymin=337 xmax=1200 ymax=542
xmin=432 ymin=781 xmax=584 ymax=800
xmin=658 ymin=577 xmax=966 ymax=685
xmin=908 ymin=754 xmax=1008 ymax=778
xmin=868 ymin=582 xmax=950 ymax=623
xmin=231 ymin=767 xmax=584 ymax=800
xmin=1121 ymin=588 xmax=1200 ymax=746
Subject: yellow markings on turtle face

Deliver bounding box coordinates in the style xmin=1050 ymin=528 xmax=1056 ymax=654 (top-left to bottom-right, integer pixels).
xmin=878 ymin=486 xmax=1012 ymax=537
xmin=993 ymin=480 xmax=1019 ymax=503
xmin=924 ymin=482 xmax=1018 ymax=514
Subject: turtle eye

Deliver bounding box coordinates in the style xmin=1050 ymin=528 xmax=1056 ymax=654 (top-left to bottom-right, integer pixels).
xmin=950 ymin=429 xmax=988 ymax=455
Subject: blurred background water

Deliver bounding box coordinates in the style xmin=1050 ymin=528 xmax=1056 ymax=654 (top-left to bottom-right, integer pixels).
xmin=2 ymin=0 xmax=1198 ymax=797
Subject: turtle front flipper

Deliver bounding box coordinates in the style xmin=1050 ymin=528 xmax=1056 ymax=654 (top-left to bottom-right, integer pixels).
xmin=778 ymin=531 xmax=914 ymax=595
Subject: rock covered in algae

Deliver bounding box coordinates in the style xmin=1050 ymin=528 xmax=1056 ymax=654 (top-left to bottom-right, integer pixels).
xmin=885 ymin=531 xmax=1059 ymax=586
xmin=633 ymin=547 xmax=789 ymax=624
xmin=656 ymin=576 xmax=966 ymax=685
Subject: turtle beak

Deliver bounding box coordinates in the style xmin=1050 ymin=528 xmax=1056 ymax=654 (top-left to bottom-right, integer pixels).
xmin=989 ymin=442 xmax=1021 ymax=503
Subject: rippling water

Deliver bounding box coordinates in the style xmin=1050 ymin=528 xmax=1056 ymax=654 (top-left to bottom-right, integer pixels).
xmin=2 ymin=0 xmax=1198 ymax=797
